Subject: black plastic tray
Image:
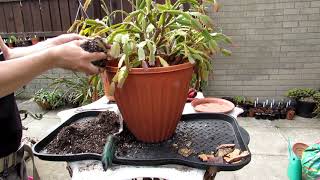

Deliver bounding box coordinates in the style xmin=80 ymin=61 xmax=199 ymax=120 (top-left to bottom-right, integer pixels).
xmin=33 ymin=111 xmax=251 ymax=171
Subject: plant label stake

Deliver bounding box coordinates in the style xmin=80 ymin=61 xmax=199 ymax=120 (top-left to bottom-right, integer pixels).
xmin=102 ymin=110 xmax=123 ymax=171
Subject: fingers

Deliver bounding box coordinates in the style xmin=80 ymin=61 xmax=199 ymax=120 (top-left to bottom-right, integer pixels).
xmin=0 ymin=36 xmax=6 ymax=50
xmin=0 ymin=36 xmax=5 ymax=50
xmin=83 ymin=63 xmax=100 ymax=75
xmin=84 ymin=52 xmax=108 ymax=62
xmin=0 ymin=36 xmax=10 ymax=59
xmin=64 ymin=33 xmax=86 ymax=41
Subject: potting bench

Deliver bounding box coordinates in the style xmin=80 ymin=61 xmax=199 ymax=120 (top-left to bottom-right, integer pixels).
xmin=56 ymin=93 xmax=248 ymax=180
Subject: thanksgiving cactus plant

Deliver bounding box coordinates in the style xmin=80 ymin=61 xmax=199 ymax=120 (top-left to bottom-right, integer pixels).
xmin=69 ymin=0 xmax=232 ymax=142
xmin=69 ymin=0 xmax=231 ymax=93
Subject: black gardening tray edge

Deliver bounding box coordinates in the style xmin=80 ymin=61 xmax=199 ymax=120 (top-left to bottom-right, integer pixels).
xmin=113 ymin=113 xmax=251 ymax=171
xmin=33 ymin=111 xmax=251 ymax=171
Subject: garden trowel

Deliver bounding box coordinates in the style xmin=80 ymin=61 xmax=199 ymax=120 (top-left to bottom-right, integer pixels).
xmin=101 ymin=109 xmax=123 ymax=171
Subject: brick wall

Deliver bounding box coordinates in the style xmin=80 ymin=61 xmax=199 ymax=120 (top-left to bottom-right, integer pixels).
xmin=17 ymin=0 xmax=320 ymax=99
xmin=205 ymin=0 xmax=320 ymax=99
xmin=17 ymin=69 xmax=74 ymax=98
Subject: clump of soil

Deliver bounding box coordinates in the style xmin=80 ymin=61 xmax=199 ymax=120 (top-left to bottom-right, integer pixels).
xmin=80 ymin=37 xmax=111 ymax=67
xmin=46 ymin=111 xmax=119 ymax=154
xmin=80 ymin=38 xmax=105 ymax=53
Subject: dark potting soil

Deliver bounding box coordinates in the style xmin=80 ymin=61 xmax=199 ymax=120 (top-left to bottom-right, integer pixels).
xmin=46 ymin=111 xmax=119 ymax=154
xmin=80 ymin=38 xmax=105 ymax=53
xmin=116 ymin=122 xmax=194 ymax=158
xmin=80 ymin=38 xmax=110 ymax=67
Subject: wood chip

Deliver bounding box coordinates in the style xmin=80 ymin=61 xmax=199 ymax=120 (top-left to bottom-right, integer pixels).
xmin=226 ymin=149 xmax=241 ymax=158
xmin=224 ymin=151 xmax=250 ymax=163
xmin=216 ymin=147 xmax=234 ymax=157
xmin=178 ymin=148 xmax=193 ymax=157
xmin=199 ymin=154 xmax=208 ymax=161
xmin=216 ymin=144 xmax=236 ymax=150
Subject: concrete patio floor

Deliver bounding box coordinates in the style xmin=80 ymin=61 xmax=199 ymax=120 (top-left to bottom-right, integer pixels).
xmin=18 ymin=100 xmax=320 ymax=180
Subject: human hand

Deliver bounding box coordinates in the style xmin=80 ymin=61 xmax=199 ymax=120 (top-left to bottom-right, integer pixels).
xmin=0 ymin=36 xmax=11 ymax=60
xmin=45 ymin=33 xmax=85 ymax=47
xmin=50 ymin=40 xmax=107 ymax=75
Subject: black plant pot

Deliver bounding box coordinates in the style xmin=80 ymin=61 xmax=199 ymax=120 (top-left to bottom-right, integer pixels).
xmin=267 ymin=113 xmax=276 ymax=121
xmin=255 ymin=113 xmax=261 ymax=119
xmin=280 ymin=112 xmax=286 ymax=119
xmin=261 ymin=113 xmax=267 ymax=120
xmin=241 ymin=109 xmax=249 ymax=117
xmin=296 ymin=100 xmax=316 ymax=118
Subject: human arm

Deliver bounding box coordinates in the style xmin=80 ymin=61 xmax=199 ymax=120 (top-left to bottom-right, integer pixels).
xmin=0 ymin=34 xmax=85 ymax=60
xmin=0 ymin=40 xmax=107 ymax=98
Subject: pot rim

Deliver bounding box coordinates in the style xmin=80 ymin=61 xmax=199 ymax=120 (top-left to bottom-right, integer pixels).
xmin=105 ymin=62 xmax=193 ymax=74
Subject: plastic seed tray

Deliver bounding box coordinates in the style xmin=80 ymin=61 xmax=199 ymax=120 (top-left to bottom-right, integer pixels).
xmin=33 ymin=111 xmax=251 ymax=171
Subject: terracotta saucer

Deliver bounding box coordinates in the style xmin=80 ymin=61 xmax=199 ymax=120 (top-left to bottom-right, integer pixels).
xmin=191 ymin=98 xmax=235 ymax=113
xmin=292 ymin=142 xmax=309 ymax=159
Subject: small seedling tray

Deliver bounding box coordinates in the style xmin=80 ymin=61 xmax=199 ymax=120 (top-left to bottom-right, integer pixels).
xmin=33 ymin=112 xmax=251 ymax=171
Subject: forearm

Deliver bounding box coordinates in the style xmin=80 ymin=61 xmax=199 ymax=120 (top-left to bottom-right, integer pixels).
xmin=7 ymin=41 xmax=53 ymax=59
xmin=0 ymin=49 xmax=55 ymax=97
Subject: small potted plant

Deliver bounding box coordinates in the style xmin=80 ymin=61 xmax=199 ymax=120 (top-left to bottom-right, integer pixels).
xmin=33 ymin=88 xmax=65 ymax=110
xmin=31 ymin=35 xmax=40 ymax=45
xmin=69 ymin=0 xmax=231 ymax=142
xmin=286 ymin=88 xmax=318 ymax=118
xmin=7 ymin=36 xmax=16 ymax=48
xmin=313 ymin=92 xmax=320 ymax=118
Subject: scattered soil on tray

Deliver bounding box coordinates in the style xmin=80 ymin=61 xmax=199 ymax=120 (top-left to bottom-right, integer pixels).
xmin=116 ymin=124 xmax=194 ymax=158
xmin=46 ymin=111 xmax=119 ymax=154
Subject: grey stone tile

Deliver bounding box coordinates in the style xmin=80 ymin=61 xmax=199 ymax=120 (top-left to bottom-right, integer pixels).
xmin=244 ymin=127 xmax=288 ymax=156
xmin=233 ymin=154 xmax=288 ymax=180
xmin=279 ymin=127 xmax=320 ymax=145
xmin=271 ymin=117 xmax=320 ymax=128
xmin=237 ymin=117 xmax=274 ymax=128
xmin=26 ymin=158 xmax=70 ymax=180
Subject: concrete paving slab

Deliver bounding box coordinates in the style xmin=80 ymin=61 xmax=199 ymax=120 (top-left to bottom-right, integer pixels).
xmin=272 ymin=117 xmax=320 ymax=128
xmin=233 ymin=154 xmax=288 ymax=180
xmin=17 ymin=98 xmax=48 ymax=114
xmin=244 ymin=127 xmax=288 ymax=156
xmin=279 ymin=127 xmax=320 ymax=145
xmin=26 ymin=158 xmax=70 ymax=180
xmin=237 ymin=118 xmax=274 ymax=128
xmin=23 ymin=116 xmax=61 ymax=139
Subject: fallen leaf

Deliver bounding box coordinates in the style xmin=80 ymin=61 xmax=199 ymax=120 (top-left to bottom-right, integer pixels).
xmin=178 ymin=148 xmax=194 ymax=157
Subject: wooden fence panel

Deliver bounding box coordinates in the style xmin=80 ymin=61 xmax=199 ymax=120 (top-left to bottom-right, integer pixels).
xmin=40 ymin=0 xmax=52 ymax=32
xmin=3 ymin=3 xmax=15 ymax=32
xmin=0 ymin=5 xmax=7 ymax=32
xmin=49 ymin=0 xmax=62 ymax=31
xmin=30 ymin=0 xmax=43 ymax=31
xmin=0 ymin=0 xmax=141 ymax=36
xmin=93 ymin=0 xmax=101 ymax=19
xmin=59 ymin=0 xmax=71 ymax=30
xmin=21 ymin=1 xmax=33 ymax=32
xmin=69 ymin=0 xmax=79 ymax=22
xmin=12 ymin=2 xmax=24 ymax=32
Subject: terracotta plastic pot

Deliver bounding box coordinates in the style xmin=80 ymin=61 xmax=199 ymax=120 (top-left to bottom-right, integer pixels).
xmin=100 ymin=71 xmax=115 ymax=101
xmin=31 ymin=38 xmax=39 ymax=45
xmin=292 ymin=143 xmax=308 ymax=159
xmin=105 ymin=63 xmax=193 ymax=143
xmin=287 ymin=110 xmax=295 ymax=120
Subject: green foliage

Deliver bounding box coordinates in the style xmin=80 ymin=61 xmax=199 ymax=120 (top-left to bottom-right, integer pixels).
xmin=70 ymin=0 xmax=231 ymax=93
xmin=285 ymin=88 xmax=317 ymax=100
xmin=33 ymin=88 xmax=65 ymax=110
xmin=47 ymin=72 xmax=104 ymax=107
xmin=233 ymin=96 xmax=246 ymax=105
xmin=8 ymin=36 xmax=17 ymax=43
xmin=314 ymin=92 xmax=320 ymax=117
